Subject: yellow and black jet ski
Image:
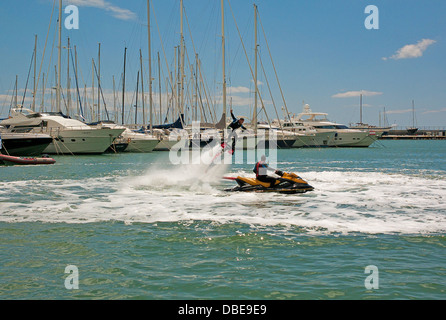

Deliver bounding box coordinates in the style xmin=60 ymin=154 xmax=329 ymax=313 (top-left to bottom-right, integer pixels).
xmin=224 ymin=171 xmax=314 ymax=194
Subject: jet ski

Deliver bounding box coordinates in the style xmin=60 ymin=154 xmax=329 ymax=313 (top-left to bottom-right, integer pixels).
xmin=224 ymin=171 xmax=314 ymax=194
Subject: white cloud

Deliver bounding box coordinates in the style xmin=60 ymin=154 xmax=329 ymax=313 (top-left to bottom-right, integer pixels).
xmin=332 ymin=90 xmax=383 ymax=98
xmin=250 ymin=79 xmax=264 ymax=86
xmin=228 ymin=86 xmax=250 ymax=94
xmin=383 ymin=39 xmax=436 ymax=61
xmin=423 ymin=107 xmax=446 ymax=114
xmin=384 ymin=109 xmax=413 ymax=115
xmin=65 ymin=0 xmax=137 ymax=21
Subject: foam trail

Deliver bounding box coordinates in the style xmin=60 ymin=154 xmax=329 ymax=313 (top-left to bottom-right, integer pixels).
xmin=126 ymin=143 xmax=229 ymax=192
xmin=1 ymin=165 xmax=445 ymax=235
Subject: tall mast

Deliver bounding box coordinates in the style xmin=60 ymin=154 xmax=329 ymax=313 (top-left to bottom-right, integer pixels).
xmin=14 ymin=75 xmax=18 ymax=108
xmin=97 ymin=43 xmax=101 ymax=121
xmin=135 ymin=71 xmax=139 ymax=125
xmin=92 ymin=59 xmax=95 ymax=120
xmin=140 ymin=49 xmax=146 ymax=127
xmin=57 ymin=0 xmax=62 ymax=112
xmin=253 ymin=4 xmax=258 ymax=133
xmin=112 ymin=75 xmax=116 ymax=123
xmin=360 ymin=93 xmax=363 ymax=124
xmin=180 ymin=0 xmax=185 ymax=116
xmin=221 ymin=0 xmax=227 ymax=134
xmin=53 ymin=66 xmax=57 ymax=112
xmin=147 ymin=0 xmax=153 ymax=133
xmin=75 ymin=45 xmax=79 ymax=117
xmin=176 ymin=46 xmax=180 ymax=116
xmin=67 ymin=37 xmax=71 ymax=116
xmin=40 ymin=73 xmax=45 ymax=112
xmin=122 ymin=47 xmax=127 ymax=125
xmin=195 ymin=53 xmax=198 ymax=122
xmin=32 ymin=34 xmax=37 ymax=111
xmin=158 ymin=52 xmax=162 ymax=125
xmin=412 ymin=100 xmax=415 ymax=128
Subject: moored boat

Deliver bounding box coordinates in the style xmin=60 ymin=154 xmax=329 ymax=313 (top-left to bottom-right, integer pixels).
xmin=1 ymin=109 xmax=124 ymax=154
xmin=0 ymin=129 xmax=53 ymax=156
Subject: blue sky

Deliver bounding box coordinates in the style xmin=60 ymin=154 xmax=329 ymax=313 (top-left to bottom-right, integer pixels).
xmin=1 ymin=0 xmax=445 ymax=127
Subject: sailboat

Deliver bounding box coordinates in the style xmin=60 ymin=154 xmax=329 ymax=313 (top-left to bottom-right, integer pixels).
xmin=350 ymin=94 xmax=392 ymax=137
xmin=406 ymin=100 xmax=418 ymax=135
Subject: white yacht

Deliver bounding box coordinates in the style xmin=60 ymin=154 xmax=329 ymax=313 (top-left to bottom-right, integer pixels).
xmin=90 ymin=121 xmax=160 ymax=153
xmin=349 ymin=123 xmax=392 ymax=138
xmin=295 ymin=104 xmax=378 ymax=147
xmin=272 ymin=120 xmax=336 ymax=148
xmin=122 ymin=128 xmax=159 ymax=153
xmin=153 ymin=130 xmax=179 ymax=151
xmin=1 ymin=108 xmax=125 ymax=154
xmin=0 ymin=126 xmax=53 ymax=156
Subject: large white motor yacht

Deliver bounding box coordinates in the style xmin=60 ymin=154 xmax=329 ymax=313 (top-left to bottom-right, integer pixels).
xmin=272 ymin=120 xmax=336 ymax=148
xmin=1 ymin=108 xmax=125 ymax=154
xmin=295 ymin=104 xmax=378 ymax=147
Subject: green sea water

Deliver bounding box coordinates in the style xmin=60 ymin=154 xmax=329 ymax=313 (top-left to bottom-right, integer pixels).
xmin=0 ymin=140 xmax=445 ymax=300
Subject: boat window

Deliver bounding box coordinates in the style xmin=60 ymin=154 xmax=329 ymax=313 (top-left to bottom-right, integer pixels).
xmin=26 ymin=113 xmax=42 ymax=119
xmin=335 ymin=125 xmax=349 ymax=129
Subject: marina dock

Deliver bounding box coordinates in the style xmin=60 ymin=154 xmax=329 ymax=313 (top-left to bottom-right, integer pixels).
xmin=379 ymin=128 xmax=446 ymax=140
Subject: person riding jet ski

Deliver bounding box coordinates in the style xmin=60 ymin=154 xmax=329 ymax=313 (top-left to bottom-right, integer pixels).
xmin=253 ymin=155 xmax=280 ymax=187
xmin=224 ymin=155 xmax=314 ymax=194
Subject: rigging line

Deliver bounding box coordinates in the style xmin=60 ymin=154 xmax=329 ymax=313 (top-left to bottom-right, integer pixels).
xmin=227 ymin=10 xmax=252 ymax=78
xmin=198 ymin=0 xmax=217 ymax=54
xmin=258 ymin=54 xmax=281 ymax=128
xmin=259 ymin=54 xmax=310 ymax=147
xmin=70 ymin=48 xmax=84 ymax=119
xmin=182 ymin=40 xmax=215 ymax=123
xmin=92 ymin=60 xmax=110 ymax=121
xmin=151 ymin=0 xmax=180 ymax=121
xmin=36 ymin=0 xmax=56 ymax=110
xmin=1 ymin=81 xmax=13 ymax=114
xmin=197 ymin=59 xmax=217 ymax=123
xmin=226 ymin=0 xmax=271 ymax=128
xmin=41 ymin=12 xmax=58 ymax=112
xmin=21 ymin=50 xmax=36 ymax=110
xmin=183 ymin=7 xmax=197 ymax=61
xmin=257 ymin=10 xmax=292 ymax=124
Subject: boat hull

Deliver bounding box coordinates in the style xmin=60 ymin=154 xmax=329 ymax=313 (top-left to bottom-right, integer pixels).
xmin=316 ymin=129 xmax=378 ymax=147
xmin=124 ymin=138 xmax=159 ymax=153
xmin=291 ymin=132 xmax=335 ymax=148
xmin=43 ymin=128 xmax=124 ymax=154
xmin=0 ymin=133 xmax=53 ymax=156
xmin=155 ymin=139 xmax=181 ymax=151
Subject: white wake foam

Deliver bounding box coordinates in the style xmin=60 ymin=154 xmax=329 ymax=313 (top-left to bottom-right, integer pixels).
xmin=0 ymin=168 xmax=445 ymax=235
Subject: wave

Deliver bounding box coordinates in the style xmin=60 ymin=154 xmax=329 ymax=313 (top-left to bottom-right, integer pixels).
xmin=0 ymin=168 xmax=445 ymax=235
